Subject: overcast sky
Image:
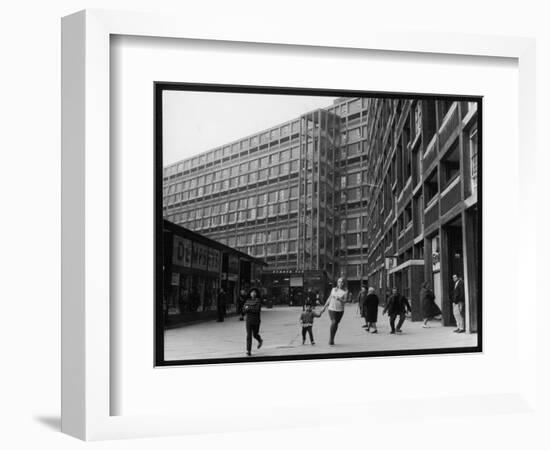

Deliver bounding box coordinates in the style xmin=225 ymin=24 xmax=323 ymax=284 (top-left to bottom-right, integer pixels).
xmin=163 ymin=91 xmax=338 ymax=166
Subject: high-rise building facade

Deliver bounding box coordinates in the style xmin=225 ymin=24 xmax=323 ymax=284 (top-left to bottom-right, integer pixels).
xmin=163 ymin=96 xmax=479 ymax=330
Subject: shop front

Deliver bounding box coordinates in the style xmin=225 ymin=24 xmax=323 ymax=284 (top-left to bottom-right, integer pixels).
xmin=261 ymin=269 xmax=328 ymax=306
xmin=163 ymin=220 xmax=266 ymax=326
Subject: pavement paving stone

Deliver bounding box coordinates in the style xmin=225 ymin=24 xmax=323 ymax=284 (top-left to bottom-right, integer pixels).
xmin=164 ymin=306 xmax=477 ymax=361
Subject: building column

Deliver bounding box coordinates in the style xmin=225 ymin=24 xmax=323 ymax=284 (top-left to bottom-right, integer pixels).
xmin=462 ymin=207 xmax=478 ymax=333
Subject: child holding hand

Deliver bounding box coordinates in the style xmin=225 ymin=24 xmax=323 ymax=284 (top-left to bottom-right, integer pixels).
xmin=299 ymin=305 xmax=322 ymax=345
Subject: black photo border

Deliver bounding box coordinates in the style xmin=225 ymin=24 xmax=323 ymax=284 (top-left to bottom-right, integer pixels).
xmin=154 ymin=82 xmax=482 ymax=367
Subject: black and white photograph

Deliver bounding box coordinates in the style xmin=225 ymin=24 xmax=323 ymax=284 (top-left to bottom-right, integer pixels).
xmin=155 ymin=84 xmax=481 ymax=366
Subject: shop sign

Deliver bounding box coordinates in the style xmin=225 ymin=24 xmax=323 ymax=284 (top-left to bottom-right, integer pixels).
xmin=273 ymin=269 xmax=304 ymax=275
xmin=384 ymin=257 xmax=396 ymax=270
xmin=172 ymin=236 xmax=192 ymax=268
xmin=171 ymin=272 xmax=180 ymax=286
xmin=290 ymin=276 xmax=303 ymax=287
xmin=192 ymin=243 xmax=208 ymax=270
xmin=207 ymin=248 xmax=221 ymax=273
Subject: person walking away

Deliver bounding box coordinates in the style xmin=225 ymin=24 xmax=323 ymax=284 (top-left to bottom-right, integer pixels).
xmin=383 ymin=287 xmax=411 ymax=334
xmin=451 ymin=274 xmax=466 ymax=333
xmin=365 ymin=287 xmax=380 ymax=333
xmin=237 ymin=288 xmax=247 ymax=321
xmin=216 ymin=288 xmax=227 ymax=322
xmin=321 ymin=277 xmax=349 ymax=345
xmin=299 ymin=305 xmax=323 ymax=345
xmin=243 ymin=288 xmax=263 ymax=356
xmin=357 ymin=285 xmax=369 ymax=328
xmin=420 ymin=282 xmax=441 ymax=328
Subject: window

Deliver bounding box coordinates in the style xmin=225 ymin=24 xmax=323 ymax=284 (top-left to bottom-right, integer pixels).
xmin=288 ymin=241 xmax=297 ymax=252
xmin=291 ymin=147 xmax=300 ymax=159
xmin=269 ymin=165 xmax=279 ymax=177
xmin=438 ymin=100 xmax=454 ymax=121
xmin=280 ymin=150 xmax=290 ymax=161
xmin=404 ymin=203 xmax=412 ymax=227
xmin=347 ymin=188 xmax=360 ymax=202
xmin=346 ymin=234 xmax=359 ymax=246
xmin=441 ymin=140 xmax=460 ymax=188
xmin=346 ymin=264 xmax=359 ymax=277
xmin=347 ymin=172 xmax=361 ymax=186
xmin=424 ymin=169 xmax=438 ymax=204
xmin=268 ymin=191 xmax=278 ymax=203
xmin=348 ymin=127 xmax=361 ymax=141
xmin=257 ymin=206 xmax=265 ymax=218
xmin=258 ymin=193 xmax=268 ymax=205
xmin=290 ymin=160 xmax=299 ymax=172
xmin=290 ymin=199 xmax=298 ymax=212
xmin=414 ymin=102 xmax=422 ymax=137
xmin=470 ymin=127 xmax=478 ymax=191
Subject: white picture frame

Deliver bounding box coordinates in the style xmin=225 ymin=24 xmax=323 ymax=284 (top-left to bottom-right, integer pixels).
xmin=61 ymin=9 xmax=537 ymax=441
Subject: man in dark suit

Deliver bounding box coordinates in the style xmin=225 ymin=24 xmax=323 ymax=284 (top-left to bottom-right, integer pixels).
xmin=216 ymin=288 xmax=227 ymax=322
xmin=451 ymin=274 xmax=465 ymax=333
xmin=383 ymin=287 xmax=411 ymax=334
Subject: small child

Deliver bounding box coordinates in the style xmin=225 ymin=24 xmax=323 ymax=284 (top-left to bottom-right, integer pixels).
xmin=299 ymin=305 xmax=322 ymax=345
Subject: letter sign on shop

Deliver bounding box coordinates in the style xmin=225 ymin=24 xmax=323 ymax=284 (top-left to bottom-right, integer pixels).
xmin=192 ymin=243 xmax=208 ymax=271
xmin=172 ymin=236 xmax=191 ymax=268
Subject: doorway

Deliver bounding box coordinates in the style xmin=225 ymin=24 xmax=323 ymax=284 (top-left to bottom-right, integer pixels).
xmin=444 ymin=217 xmax=464 ymax=326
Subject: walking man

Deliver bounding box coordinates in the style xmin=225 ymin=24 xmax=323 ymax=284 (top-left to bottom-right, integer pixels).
xmin=216 ymin=288 xmax=227 ymax=322
xmin=243 ymin=288 xmax=263 ymax=356
xmin=383 ymin=287 xmax=411 ymax=334
xmin=451 ymin=274 xmax=466 ymax=333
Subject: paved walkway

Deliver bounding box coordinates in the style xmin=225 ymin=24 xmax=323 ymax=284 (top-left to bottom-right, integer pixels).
xmin=164 ymin=306 xmax=477 ymax=361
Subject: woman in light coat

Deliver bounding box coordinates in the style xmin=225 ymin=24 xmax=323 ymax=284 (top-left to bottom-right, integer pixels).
xmin=321 ymin=277 xmax=349 ymax=345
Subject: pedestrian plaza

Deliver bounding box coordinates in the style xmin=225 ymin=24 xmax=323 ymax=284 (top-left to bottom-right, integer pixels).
xmin=164 ymin=306 xmax=477 ymax=361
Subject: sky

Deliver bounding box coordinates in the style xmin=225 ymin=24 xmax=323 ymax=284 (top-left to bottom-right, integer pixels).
xmin=162 ymin=91 xmax=338 ymax=166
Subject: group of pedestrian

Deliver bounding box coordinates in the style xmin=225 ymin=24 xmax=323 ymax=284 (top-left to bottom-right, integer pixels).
xmin=225 ymin=272 xmax=466 ymax=356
